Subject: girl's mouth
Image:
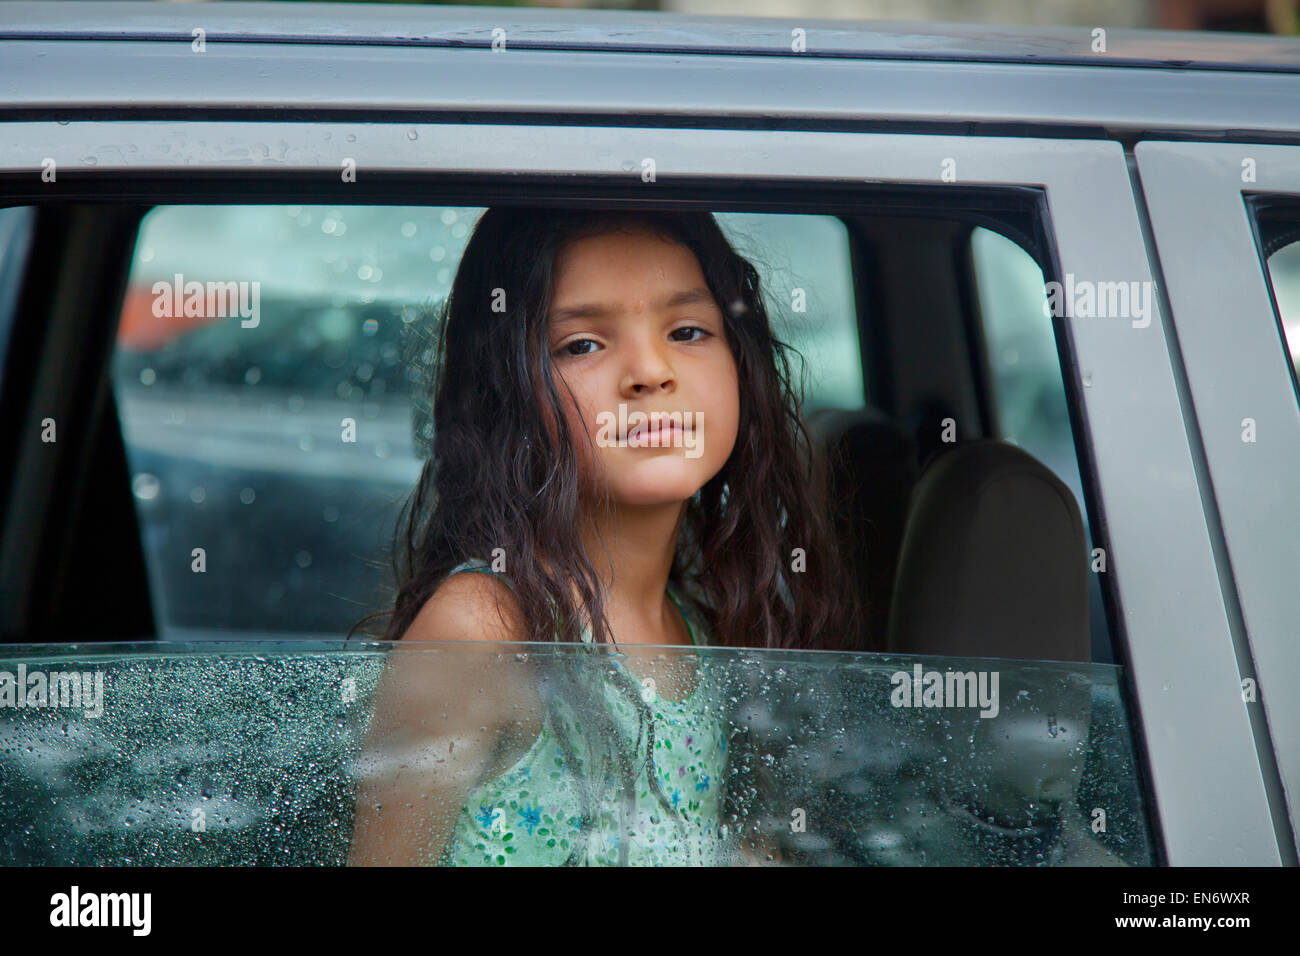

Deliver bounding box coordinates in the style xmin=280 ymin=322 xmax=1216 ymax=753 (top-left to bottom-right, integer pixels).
xmin=626 ymin=419 xmax=692 ymax=447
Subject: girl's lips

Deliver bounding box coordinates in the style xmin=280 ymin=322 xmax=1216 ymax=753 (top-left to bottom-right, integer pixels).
xmin=626 ymin=421 xmax=692 ymax=445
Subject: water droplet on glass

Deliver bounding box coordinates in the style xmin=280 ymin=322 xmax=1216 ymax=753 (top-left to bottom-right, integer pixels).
xmin=132 ymin=473 xmax=160 ymax=501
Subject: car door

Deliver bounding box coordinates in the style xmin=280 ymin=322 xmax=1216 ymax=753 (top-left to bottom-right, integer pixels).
xmin=1135 ymin=140 xmax=1300 ymax=862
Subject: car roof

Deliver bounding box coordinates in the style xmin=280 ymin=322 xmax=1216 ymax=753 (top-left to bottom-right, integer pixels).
xmin=1 ymin=1 xmax=1298 ymax=139
xmin=3 ymin=0 xmax=1300 ymax=72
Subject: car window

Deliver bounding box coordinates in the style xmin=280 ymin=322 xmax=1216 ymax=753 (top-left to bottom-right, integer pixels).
xmin=109 ymin=207 xmax=863 ymax=640
xmin=0 ymin=206 xmax=36 ymax=391
xmin=715 ymin=213 xmax=865 ymax=410
xmin=0 ymin=641 xmax=1152 ymax=866
xmin=970 ymin=226 xmax=1113 ymax=664
xmin=1257 ymin=225 xmax=1300 ymax=391
xmin=15 ymin=194 xmax=1154 ymax=867
xmin=111 ymin=205 xmax=474 ymax=639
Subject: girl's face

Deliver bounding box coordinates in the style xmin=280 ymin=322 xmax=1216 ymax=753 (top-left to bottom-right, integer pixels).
xmin=544 ymin=227 xmax=740 ymax=508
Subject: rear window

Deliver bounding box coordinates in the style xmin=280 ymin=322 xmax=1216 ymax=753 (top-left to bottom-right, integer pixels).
xmin=1256 ymin=215 xmax=1300 ymax=393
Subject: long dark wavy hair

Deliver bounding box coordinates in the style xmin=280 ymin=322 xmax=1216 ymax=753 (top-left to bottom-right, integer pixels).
xmin=350 ymin=205 xmax=862 ymax=863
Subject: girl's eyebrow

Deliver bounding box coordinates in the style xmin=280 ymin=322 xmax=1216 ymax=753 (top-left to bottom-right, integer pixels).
xmin=548 ymin=287 xmax=716 ymax=326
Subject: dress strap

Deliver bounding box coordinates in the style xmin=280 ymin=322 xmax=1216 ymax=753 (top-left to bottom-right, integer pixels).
xmin=448 ymin=558 xmax=517 ymax=592
xmin=665 ymin=585 xmax=700 ymax=647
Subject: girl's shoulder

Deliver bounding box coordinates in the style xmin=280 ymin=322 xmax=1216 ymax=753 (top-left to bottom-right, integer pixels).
xmin=403 ymin=557 xmax=523 ymax=643
xmin=445 ymin=557 xmax=716 ymax=646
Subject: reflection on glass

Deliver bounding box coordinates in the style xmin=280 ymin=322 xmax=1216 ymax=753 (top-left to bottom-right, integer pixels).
xmin=0 ymin=643 xmax=1152 ymax=866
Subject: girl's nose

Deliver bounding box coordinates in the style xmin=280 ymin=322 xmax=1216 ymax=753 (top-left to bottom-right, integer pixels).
xmin=620 ymin=340 xmax=676 ymax=394
xmin=625 ymin=371 xmax=675 ymax=394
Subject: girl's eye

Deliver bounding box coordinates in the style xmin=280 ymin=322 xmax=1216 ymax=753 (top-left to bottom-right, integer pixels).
xmin=559 ymin=338 xmax=600 ymax=357
xmin=556 ymin=327 xmax=710 ymax=356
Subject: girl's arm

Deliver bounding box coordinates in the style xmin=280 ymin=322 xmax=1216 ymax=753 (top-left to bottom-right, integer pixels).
xmin=348 ymin=573 xmax=539 ymax=866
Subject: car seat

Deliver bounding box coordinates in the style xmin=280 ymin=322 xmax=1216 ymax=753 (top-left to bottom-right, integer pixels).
xmin=806 ymin=405 xmax=920 ymax=652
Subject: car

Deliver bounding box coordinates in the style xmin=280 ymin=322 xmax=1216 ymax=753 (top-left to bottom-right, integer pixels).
xmin=0 ymin=0 xmax=1297 ymax=868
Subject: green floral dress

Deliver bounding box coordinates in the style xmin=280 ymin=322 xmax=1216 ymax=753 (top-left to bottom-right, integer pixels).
xmin=442 ymin=559 xmax=733 ymax=866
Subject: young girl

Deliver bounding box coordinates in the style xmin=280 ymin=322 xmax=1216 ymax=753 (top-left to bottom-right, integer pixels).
xmin=349 ymin=206 xmax=860 ymax=866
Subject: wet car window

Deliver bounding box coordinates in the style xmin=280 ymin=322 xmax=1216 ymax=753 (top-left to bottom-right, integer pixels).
xmin=970 ymin=227 xmax=1113 ymax=664
xmin=0 ymin=642 xmax=1153 ymax=866
xmin=109 ymin=207 xmax=864 ymax=640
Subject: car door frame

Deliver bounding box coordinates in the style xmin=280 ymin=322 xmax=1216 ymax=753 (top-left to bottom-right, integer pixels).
xmin=0 ymin=118 xmax=1281 ymax=863
xmin=0 ymin=203 xmax=156 ymax=645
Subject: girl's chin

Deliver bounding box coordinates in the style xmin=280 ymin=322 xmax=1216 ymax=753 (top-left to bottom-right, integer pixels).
xmin=606 ymin=479 xmax=703 ymax=508
xmin=587 ymin=457 xmax=722 ymax=507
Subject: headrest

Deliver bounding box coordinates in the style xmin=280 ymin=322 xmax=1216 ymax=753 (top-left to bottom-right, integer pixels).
xmin=887 ymin=440 xmax=1089 ymax=663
